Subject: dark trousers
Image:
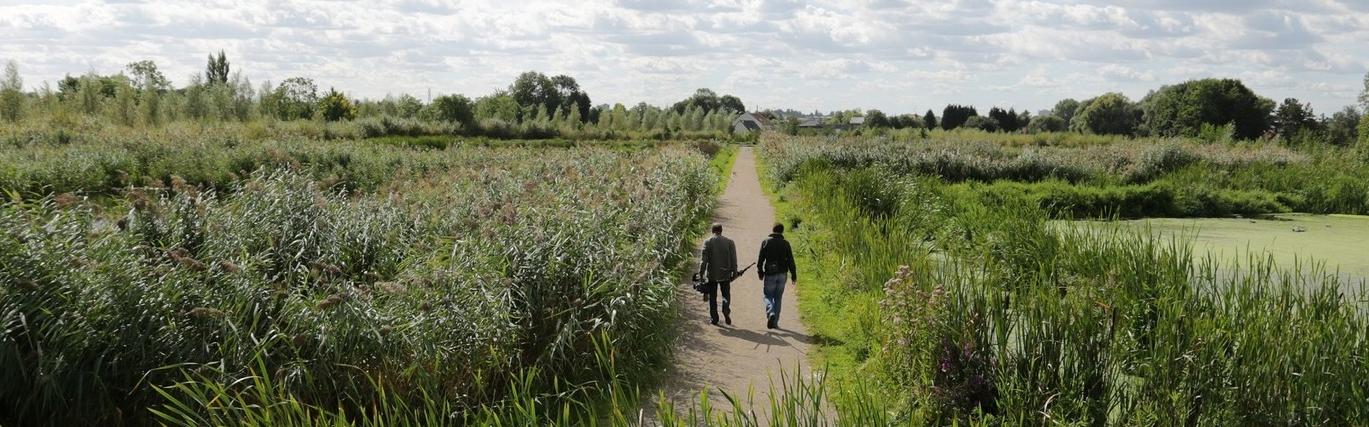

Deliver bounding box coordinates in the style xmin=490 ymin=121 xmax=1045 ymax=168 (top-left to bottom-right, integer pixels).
xmin=706 ymin=281 xmax=731 ymax=322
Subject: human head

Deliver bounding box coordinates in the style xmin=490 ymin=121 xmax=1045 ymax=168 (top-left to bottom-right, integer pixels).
xmin=773 ymin=223 xmax=784 ymax=234
xmin=711 ymin=223 xmax=723 ymax=234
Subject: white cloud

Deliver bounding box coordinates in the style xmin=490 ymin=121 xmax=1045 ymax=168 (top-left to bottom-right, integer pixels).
xmin=1 ymin=0 xmax=1366 ymax=113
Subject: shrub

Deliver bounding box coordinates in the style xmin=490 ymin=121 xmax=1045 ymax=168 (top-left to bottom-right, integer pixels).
xmin=1025 ymin=115 xmax=1066 ymax=133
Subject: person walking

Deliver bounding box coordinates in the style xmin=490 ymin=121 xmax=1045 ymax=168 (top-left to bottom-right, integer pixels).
xmin=757 ymin=223 xmax=797 ymax=329
xmin=699 ymin=223 xmax=738 ymax=326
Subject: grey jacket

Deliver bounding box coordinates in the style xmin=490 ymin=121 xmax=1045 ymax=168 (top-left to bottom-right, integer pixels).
xmin=700 ymin=235 xmax=738 ymax=283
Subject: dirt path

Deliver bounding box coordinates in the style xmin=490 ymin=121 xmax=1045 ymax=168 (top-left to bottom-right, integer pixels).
xmin=651 ymin=146 xmax=814 ymax=420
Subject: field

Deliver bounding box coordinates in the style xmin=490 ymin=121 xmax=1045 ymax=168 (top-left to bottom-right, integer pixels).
xmin=759 ymin=132 xmax=1369 ymax=425
xmin=3 ymin=123 xmax=1368 ymax=426
xmin=0 ymin=125 xmax=732 ymax=425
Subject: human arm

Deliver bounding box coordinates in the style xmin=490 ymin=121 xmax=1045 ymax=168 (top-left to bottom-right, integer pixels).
xmin=785 ymin=241 xmax=798 ymax=282
xmin=756 ymin=240 xmax=768 ymax=280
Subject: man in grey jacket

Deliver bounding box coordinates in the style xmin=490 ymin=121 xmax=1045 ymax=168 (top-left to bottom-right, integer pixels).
xmin=699 ymin=223 xmax=738 ymax=325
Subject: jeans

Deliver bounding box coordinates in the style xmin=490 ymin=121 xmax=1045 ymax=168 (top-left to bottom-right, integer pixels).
xmin=762 ymin=274 xmax=787 ymax=324
xmin=706 ymin=281 xmax=731 ymax=323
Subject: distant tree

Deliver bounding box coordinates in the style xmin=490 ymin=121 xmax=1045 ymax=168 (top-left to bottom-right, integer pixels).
xmin=923 ymin=109 xmax=937 ymax=129
xmin=1273 ymin=98 xmax=1318 ymax=139
xmin=865 ymin=109 xmax=890 ymax=128
xmin=474 ymin=91 xmax=519 ymax=122
xmin=1359 ymin=113 xmax=1369 ymax=150
xmin=205 ymin=51 xmax=230 ymax=85
xmin=1359 ymin=72 xmax=1369 ymax=111
xmin=720 ymin=95 xmax=745 ymax=113
xmin=550 ymin=74 xmax=591 ymax=122
xmin=318 ymin=88 xmax=357 ymax=121
xmin=266 ymin=77 xmax=318 ymax=120
xmin=1325 ymin=106 xmax=1361 ymax=146
xmin=1017 ymin=109 xmax=1032 ymax=131
xmin=988 ymin=107 xmax=1017 ymax=132
xmin=395 ymin=94 xmax=423 ymax=118
xmin=1053 ymin=98 xmax=1080 ymax=124
xmin=427 ymin=94 xmax=474 ymax=128
xmin=1026 ymin=115 xmax=1067 ymax=133
xmin=941 ymin=104 xmax=977 ymax=130
xmin=1139 ymin=78 xmax=1274 ymax=139
xmin=0 ymin=60 xmax=23 ymax=122
xmin=1074 ymin=92 xmax=1140 ymax=135
xmin=964 ymin=115 xmax=1000 ymax=132
xmin=125 ymin=60 xmax=170 ymax=92
xmin=510 ymin=72 xmax=591 ymax=123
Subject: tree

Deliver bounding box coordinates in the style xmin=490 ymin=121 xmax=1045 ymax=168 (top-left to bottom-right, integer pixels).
xmin=125 ymin=60 xmax=169 ymax=92
xmin=1359 ymin=72 xmax=1369 ymax=111
xmin=318 ymin=88 xmax=357 ymax=121
xmin=474 ymin=92 xmax=519 ymax=123
xmin=1139 ymin=78 xmax=1274 ymax=139
xmin=1074 ymin=92 xmax=1140 ymax=135
xmin=923 ymin=109 xmax=937 ymax=129
xmin=1053 ymin=99 xmax=1080 ymax=124
xmin=266 ymin=77 xmax=318 ymax=120
xmin=510 ymin=72 xmax=591 ymax=123
xmin=720 ymin=95 xmax=745 ymax=113
xmin=865 ymin=109 xmax=890 ymax=128
xmin=964 ymin=115 xmax=1000 ymax=132
xmin=1325 ymin=106 xmax=1361 ymax=146
xmin=941 ymin=105 xmax=977 ymax=130
xmin=0 ymin=60 xmax=23 ymax=122
xmin=205 ymin=51 xmax=230 ymax=85
xmin=988 ymin=107 xmax=1018 ymax=132
xmin=1273 ymin=98 xmax=1318 ymax=139
xmin=1026 ymin=115 xmax=1067 ymax=133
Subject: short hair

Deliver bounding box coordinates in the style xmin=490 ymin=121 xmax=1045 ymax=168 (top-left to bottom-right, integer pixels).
xmin=711 ymin=223 xmax=723 ymax=233
xmin=773 ymin=223 xmax=784 ymax=233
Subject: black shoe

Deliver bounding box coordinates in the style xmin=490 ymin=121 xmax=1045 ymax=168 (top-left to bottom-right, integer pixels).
xmin=724 ymin=314 xmax=732 ymax=325
xmin=710 ymin=319 xmax=718 ymax=326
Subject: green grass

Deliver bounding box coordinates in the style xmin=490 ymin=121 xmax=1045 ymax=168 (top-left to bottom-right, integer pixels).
xmin=755 ymin=133 xmax=1369 ymax=425
xmin=0 ymin=138 xmax=729 ymax=425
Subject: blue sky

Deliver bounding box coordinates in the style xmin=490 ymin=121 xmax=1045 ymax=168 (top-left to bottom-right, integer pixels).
xmin=2 ymin=0 xmax=1366 ymax=114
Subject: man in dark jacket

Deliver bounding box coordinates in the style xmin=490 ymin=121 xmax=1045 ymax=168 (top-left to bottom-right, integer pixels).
xmin=700 ymin=223 xmax=737 ymax=325
xmin=757 ymin=223 xmax=797 ymax=329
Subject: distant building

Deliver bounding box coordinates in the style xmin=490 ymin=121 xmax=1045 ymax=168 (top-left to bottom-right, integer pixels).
xmin=797 ymin=117 xmax=824 ymax=128
xmin=848 ymin=116 xmax=865 ymax=126
xmin=731 ymin=112 xmax=771 ymax=133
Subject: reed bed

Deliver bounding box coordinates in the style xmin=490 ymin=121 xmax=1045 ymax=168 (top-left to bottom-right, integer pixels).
xmin=761 ymin=133 xmax=1369 ymax=217
xmin=0 ymin=139 xmax=725 ymax=425
xmin=756 ymin=134 xmax=1369 ymax=425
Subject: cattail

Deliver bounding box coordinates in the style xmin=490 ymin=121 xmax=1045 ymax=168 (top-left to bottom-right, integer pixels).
xmin=316 ymin=292 xmax=348 ymax=309
xmin=378 ymin=282 xmax=406 ymax=294
xmin=217 ymin=259 xmax=240 ymax=273
xmin=379 ymin=325 xmax=393 ymax=337
xmin=292 ymin=334 xmax=310 ymax=347
xmin=187 ymin=307 xmax=226 ymax=319
xmin=54 ymin=193 xmax=79 ymax=208
xmin=419 ymin=301 xmax=433 ymax=311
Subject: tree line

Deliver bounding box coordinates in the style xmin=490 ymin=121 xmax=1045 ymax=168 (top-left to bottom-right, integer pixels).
xmin=857 ymin=77 xmax=1369 ymax=147
xmin=0 ymin=54 xmax=749 ymax=139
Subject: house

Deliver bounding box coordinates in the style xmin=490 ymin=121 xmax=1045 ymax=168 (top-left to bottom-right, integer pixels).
xmin=797 ymin=117 xmax=824 ymax=128
xmin=848 ymin=116 xmax=865 ymax=127
xmin=731 ymin=112 xmax=771 ymax=133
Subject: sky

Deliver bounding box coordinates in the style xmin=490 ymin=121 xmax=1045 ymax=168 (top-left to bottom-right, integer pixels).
xmin=2 ymin=0 xmax=1367 ymax=115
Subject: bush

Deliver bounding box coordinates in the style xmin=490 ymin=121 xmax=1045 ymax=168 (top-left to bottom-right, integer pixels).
xmin=1026 ymin=115 xmax=1067 ymax=133
xmin=1072 ymin=92 xmax=1140 ymax=135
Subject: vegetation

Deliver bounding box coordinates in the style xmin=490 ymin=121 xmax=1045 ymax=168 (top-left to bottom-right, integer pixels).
xmin=761 ymin=132 xmax=1369 ymax=218
xmin=758 ymin=133 xmax=1369 ymax=425
xmin=0 ymin=126 xmax=730 ymax=425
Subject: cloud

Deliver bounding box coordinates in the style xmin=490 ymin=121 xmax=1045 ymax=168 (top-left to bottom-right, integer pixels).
xmin=0 ymin=0 xmax=1365 ymax=113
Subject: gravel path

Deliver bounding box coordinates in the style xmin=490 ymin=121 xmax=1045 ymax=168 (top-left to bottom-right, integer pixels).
xmin=650 ymin=146 xmax=814 ymax=422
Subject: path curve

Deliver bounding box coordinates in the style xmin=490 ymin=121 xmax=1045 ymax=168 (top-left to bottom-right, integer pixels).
xmin=653 ymin=146 xmax=813 ymax=420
